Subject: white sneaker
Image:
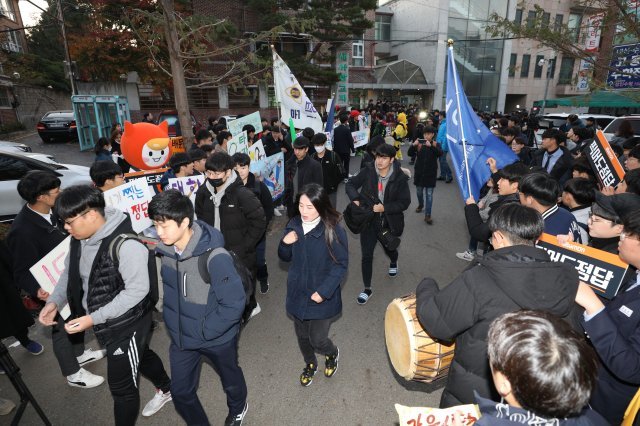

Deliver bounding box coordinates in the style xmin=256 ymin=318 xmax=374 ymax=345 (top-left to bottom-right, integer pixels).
xmin=455 ymin=250 xmax=475 ymax=262
xmin=250 ymin=303 xmax=261 ymax=319
xmin=67 ymin=368 xmax=105 ymax=388
xmin=77 ymin=348 xmax=107 ymax=367
xmin=142 ymin=389 xmax=172 ymax=417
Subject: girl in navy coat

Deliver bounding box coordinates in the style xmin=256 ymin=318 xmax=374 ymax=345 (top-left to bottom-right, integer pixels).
xmin=278 ymin=183 xmax=348 ymax=387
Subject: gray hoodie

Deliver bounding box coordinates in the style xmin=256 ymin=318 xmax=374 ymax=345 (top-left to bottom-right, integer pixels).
xmin=49 ymin=207 xmax=150 ymax=325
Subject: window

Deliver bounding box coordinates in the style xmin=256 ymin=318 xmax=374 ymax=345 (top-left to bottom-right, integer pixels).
xmin=554 ymin=14 xmax=564 ymax=32
xmin=0 ymin=155 xmax=32 ymax=181
xmin=548 ymin=58 xmax=556 ymax=78
xmin=558 ymin=57 xmax=575 ymax=84
xmin=0 ymin=0 xmax=15 ymax=21
xmin=527 ymin=11 xmax=536 ymax=28
xmin=509 ymin=53 xmax=517 ymax=77
xmin=375 ymin=15 xmax=391 ymax=41
xmin=542 ymin=12 xmax=550 ymax=28
xmin=352 ymin=39 xmax=364 ymax=67
xmin=3 ymin=27 xmax=22 ymax=53
xmin=514 ymin=9 xmax=523 ymax=25
xmin=534 ymin=55 xmax=544 ymax=78
xmin=520 ymin=54 xmax=531 ymax=78
xmin=568 ymin=13 xmax=582 ymax=42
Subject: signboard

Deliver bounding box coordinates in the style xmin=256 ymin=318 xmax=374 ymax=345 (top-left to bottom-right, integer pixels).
xmin=104 ymin=178 xmax=154 ymax=233
xmin=167 ymin=175 xmax=205 ymax=205
xmin=227 ymin=112 xmax=263 ymax=136
xmin=352 ymin=128 xmax=370 ymax=148
xmin=227 ymin=131 xmax=249 ymax=156
xmin=336 ymin=49 xmax=349 ymax=106
xmin=536 ymin=233 xmax=629 ymax=299
xmin=584 ymin=13 xmax=604 ymax=52
xmin=170 ymin=136 xmax=186 ymax=153
xmin=30 ymin=236 xmax=72 ymax=320
xmin=248 ymin=140 xmax=267 ymax=162
xmin=124 ymin=168 xmax=169 ymax=194
xmin=262 ymin=152 xmax=285 ymax=201
xmin=587 ymin=130 xmax=626 ymax=188
xmin=395 ymin=403 xmax=480 ymax=426
xmin=606 ymin=43 xmax=640 ymax=89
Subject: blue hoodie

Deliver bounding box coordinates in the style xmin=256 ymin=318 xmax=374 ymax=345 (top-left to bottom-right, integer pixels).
xmin=156 ymin=221 xmax=246 ymax=349
xmin=436 ymin=118 xmax=448 ymax=152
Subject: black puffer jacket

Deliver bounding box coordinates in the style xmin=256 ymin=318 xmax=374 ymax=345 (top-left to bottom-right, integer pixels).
xmin=194 ymin=175 xmax=266 ymax=271
xmin=415 ymin=245 xmax=581 ymax=408
xmin=407 ymin=141 xmax=442 ymax=188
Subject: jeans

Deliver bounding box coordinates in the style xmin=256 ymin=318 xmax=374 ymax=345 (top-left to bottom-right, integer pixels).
xmin=170 ymin=335 xmax=247 ymax=425
xmin=292 ymin=315 xmax=339 ymax=365
xmin=255 ymin=234 xmax=268 ymax=283
xmin=439 ymin=152 xmax=452 ymax=180
xmin=415 ymin=186 xmax=434 ymax=216
xmin=360 ymin=223 xmax=399 ymax=289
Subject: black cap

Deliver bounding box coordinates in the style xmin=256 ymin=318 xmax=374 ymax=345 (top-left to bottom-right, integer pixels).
xmin=595 ymin=192 xmax=640 ymax=221
xmin=293 ymin=136 xmax=310 ymax=149
xmin=169 ymin=152 xmax=192 ymax=169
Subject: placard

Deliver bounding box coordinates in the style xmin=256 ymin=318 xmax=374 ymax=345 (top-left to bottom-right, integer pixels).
xmin=352 ymin=128 xmax=370 ymax=148
xmin=124 ymin=168 xmax=169 ymax=194
xmin=254 ymin=152 xmax=285 ymax=201
xmin=29 ymin=236 xmax=71 ymax=320
xmin=227 ymin=111 xmax=262 ymax=136
xmin=587 ymin=130 xmax=626 ymax=188
xmin=167 ymin=175 xmax=205 ymax=205
xmin=227 ymin=131 xmax=249 ymax=156
xmin=170 ymin=136 xmax=186 ymax=153
xmin=395 ymin=403 xmax=480 ymax=426
xmin=536 ymin=233 xmax=629 ymax=299
xmin=248 ymin=140 xmax=267 ymax=162
xmin=104 ymin=178 xmax=154 ymax=233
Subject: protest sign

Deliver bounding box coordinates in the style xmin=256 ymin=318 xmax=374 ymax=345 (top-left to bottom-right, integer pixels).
xmin=170 ymin=136 xmax=186 ymax=153
xmin=30 ymin=236 xmax=71 ymax=319
xmin=227 ymin=112 xmax=262 ymax=136
xmin=167 ymin=175 xmax=205 ymax=205
xmin=395 ymin=403 xmax=480 ymax=426
xmin=124 ymin=168 xmax=168 ymax=194
xmin=587 ymin=130 xmax=626 ymax=188
xmin=104 ymin=178 xmax=154 ymax=233
xmin=352 ymin=128 xmax=370 ymax=148
xmin=261 ymin=152 xmax=285 ymax=201
xmin=227 ymin=131 xmax=249 ymax=156
xmin=536 ymin=233 xmax=629 ymax=299
xmin=248 ymin=140 xmax=267 ymax=162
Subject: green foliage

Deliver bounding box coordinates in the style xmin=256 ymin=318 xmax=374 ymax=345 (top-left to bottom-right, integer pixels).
xmin=1 ymin=52 xmax=70 ymax=91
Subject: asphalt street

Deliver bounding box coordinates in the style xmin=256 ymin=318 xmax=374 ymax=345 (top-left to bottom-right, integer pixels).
xmin=1 ymin=133 xmax=473 ymax=426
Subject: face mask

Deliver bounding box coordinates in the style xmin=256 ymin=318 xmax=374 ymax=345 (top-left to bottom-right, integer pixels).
xmin=314 ymin=146 xmax=325 ymax=153
xmin=208 ymin=178 xmax=224 ymax=187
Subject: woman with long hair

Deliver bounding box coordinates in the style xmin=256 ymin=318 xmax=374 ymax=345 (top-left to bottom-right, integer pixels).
xmin=278 ymin=183 xmax=348 ymax=387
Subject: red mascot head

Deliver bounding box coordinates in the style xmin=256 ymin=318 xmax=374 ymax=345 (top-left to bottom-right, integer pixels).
xmin=121 ymin=121 xmax=171 ymax=170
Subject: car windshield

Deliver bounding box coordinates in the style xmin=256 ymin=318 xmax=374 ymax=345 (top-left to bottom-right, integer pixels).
xmin=605 ymin=118 xmax=640 ymax=135
xmin=44 ymin=112 xmax=74 ymax=120
xmin=159 ymin=116 xmax=178 ymax=125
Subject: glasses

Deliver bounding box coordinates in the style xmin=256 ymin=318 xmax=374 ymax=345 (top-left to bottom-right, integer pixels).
xmin=620 ymin=231 xmax=639 ymax=242
xmin=588 ymin=212 xmax=613 ymax=224
xmin=64 ymin=210 xmax=90 ymax=226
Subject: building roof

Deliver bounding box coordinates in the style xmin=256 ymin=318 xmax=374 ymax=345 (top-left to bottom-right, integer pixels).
xmin=349 ymin=59 xmax=433 ymax=90
xmin=376 ymin=5 xmax=394 ymax=15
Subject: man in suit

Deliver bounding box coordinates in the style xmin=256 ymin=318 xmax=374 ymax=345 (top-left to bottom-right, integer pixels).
xmin=332 ymin=113 xmax=355 ymax=180
xmin=532 ymin=128 xmax=574 ymax=186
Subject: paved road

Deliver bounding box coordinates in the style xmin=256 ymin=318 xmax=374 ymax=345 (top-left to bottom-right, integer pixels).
xmin=1 ymin=136 xmax=473 ymax=425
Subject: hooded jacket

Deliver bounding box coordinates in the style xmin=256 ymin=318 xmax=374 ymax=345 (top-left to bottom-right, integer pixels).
xmin=415 ymin=245 xmax=581 ymax=407
xmin=156 ymin=221 xmax=246 ymax=349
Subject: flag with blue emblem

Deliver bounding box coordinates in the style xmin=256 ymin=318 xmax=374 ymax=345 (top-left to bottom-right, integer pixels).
xmin=446 ymin=43 xmax=517 ymax=201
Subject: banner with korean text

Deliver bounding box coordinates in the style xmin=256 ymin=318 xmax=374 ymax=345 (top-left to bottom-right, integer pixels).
xmin=30 ymin=236 xmax=71 ymax=319
xmin=125 ymin=168 xmax=169 ymax=194
xmin=228 ymin=112 xmax=262 ymax=136
xmin=104 ymin=178 xmax=154 ymax=233
xmin=587 ymin=130 xmax=626 ymax=188
xmin=167 ymin=175 xmax=205 ymax=205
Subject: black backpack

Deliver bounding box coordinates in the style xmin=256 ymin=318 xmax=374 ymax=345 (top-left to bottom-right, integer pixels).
xmin=197 ymin=247 xmax=254 ymax=306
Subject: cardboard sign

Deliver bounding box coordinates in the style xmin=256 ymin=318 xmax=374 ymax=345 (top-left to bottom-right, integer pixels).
xmin=587 ymin=130 xmax=626 ymax=188
xmin=104 ymin=178 xmax=154 ymax=233
xmin=536 ymin=233 xmax=629 ymax=299
xmin=227 ymin=131 xmax=249 ymax=156
xmin=395 ymin=403 xmax=480 ymax=426
xmin=352 ymin=128 xmax=370 ymax=148
xmin=167 ymin=175 xmax=205 ymax=205
xmin=124 ymin=168 xmax=169 ymax=194
xmin=248 ymin=140 xmax=267 ymax=162
xmin=29 ymin=236 xmax=71 ymax=320
xmin=227 ymin=111 xmax=263 ymax=136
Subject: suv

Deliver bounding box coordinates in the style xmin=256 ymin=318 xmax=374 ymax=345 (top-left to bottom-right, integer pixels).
xmin=36 ymin=110 xmax=78 ymax=143
xmin=538 ymin=113 xmax=616 ymax=130
xmin=603 ymin=115 xmax=640 ymax=141
xmin=156 ymin=110 xmax=202 ymax=137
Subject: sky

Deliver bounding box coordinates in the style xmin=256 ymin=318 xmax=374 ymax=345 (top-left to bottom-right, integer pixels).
xmin=19 ymin=0 xmax=48 ymax=28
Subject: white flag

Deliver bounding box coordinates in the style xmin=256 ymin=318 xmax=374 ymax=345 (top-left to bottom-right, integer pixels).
xmin=272 ymin=49 xmax=323 ymax=133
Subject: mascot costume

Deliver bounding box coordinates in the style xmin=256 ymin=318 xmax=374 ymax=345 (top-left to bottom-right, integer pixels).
xmin=121 ymin=121 xmax=173 ymax=170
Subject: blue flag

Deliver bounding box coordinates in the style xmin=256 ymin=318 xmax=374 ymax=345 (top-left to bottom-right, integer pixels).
xmin=446 ymin=46 xmax=517 ymax=201
xmin=325 ymin=96 xmax=337 ymax=132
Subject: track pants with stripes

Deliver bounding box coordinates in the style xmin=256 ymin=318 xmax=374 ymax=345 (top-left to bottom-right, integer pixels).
xmin=105 ymin=312 xmax=171 ymax=426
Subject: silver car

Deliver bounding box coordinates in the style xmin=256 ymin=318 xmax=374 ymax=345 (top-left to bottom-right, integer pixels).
xmin=0 ymin=140 xmax=32 ymax=153
xmin=0 ymin=151 xmax=91 ymax=222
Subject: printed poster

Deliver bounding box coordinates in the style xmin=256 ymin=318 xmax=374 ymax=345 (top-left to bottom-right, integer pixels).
xmin=227 ymin=111 xmax=263 ymax=136
xmin=30 ymin=236 xmax=71 ymax=320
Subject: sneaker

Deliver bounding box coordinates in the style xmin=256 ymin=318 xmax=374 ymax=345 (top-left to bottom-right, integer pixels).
xmin=77 ymin=348 xmax=106 ymax=367
xmin=24 ymin=340 xmax=44 ymax=355
xmin=388 ymin=262 xmax=398 ymax=277
xmin=299 ymin=363 xmax=317 ymax=387
xmin=67 ymin=368 xmax=105 ymax=388
xmin=0 ymin=398 xmax=15 ymax=416
xmin=324 ymin=348 xmax=339 ymax=377
xmin=415 ymin=206 xmax=423 ymax=213
xmin=357 ymin=289 xmax=372 ymax=305
xmin=224 ymin=402 xmax=248 ymax=426
xmin=273 ymin=208 xmax=282 ymax=217
xmin=142 ymin=389 xmax=172 ymax=417
xmin=259 ymin=280 xmax=269 ymax=294
xmin=456 ymin=250 xmax=475 ymax=262
xmin=424 ymin=215 xmax=433 ymax=225
xmin=250 ymin=303 xmax=261 ymax=319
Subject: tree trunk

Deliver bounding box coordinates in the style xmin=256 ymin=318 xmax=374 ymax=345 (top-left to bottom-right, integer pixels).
xmin=160 ymin=0 xmax=194 ymax=143
xmin=593 ymin=0 xmax=618 ymax=85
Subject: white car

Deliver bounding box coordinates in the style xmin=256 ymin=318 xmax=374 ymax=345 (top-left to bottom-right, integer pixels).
xmin=0 ymin=140 xmax=32 ymax=153
xmin=538 ymin=113 xmax=616 ymax=130
xmin=603 ymin=115 xmax=640 ymax=141
xmin=0 ymin=151 xmax=91 ymax=222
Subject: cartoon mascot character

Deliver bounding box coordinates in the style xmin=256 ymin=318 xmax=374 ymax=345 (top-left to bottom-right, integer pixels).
xmin=121 ymin=121 xmax=172 ymax=170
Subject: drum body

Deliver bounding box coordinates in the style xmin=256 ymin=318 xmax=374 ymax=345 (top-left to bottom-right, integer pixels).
xmin=385 ymin=293 xmax=455 ymax=382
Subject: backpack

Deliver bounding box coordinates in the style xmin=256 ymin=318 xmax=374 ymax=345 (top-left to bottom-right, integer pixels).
xmin=197 ymin=247 xmax=254 ymax=306
xmin=108 ymin=233 xmax=160 ymax=306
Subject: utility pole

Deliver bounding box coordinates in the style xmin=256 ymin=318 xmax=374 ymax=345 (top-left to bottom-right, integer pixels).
xmin=56 ymin=0 xmax=76 ymax=95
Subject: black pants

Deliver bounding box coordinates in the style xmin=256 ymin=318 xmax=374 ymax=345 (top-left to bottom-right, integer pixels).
xmin=106 ymin=313 xmax=171 ymax=426
xmin=292 ymin=315 xmax=338 ymax=365
xmin=52 ymin=314 xmax=85 ymax=376
xmin=337 ymin=151 xmax=351 ymax=178
xmin=360 ymin=223 xmax=399 ymax=289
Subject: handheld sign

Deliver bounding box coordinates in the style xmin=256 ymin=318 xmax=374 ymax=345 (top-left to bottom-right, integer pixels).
xmin=395 ymin=403 xmax=480 ymax=426
xmin=30 ymin=236 xmax=72 ymax=320
xmin=536 ymin=233 xmax=629 ymax=299
xmin=352 ymin=128 xmax=370 ymax=148
xmin=587 ymin=130 xmax=626 ymax=188
xmin=227 ymin=131 xmax=249 ymax=156
xmin=167 ymin=175 xmax=205 ymax=205
xmin=125 ymin=168 xmax=169 ymax=194
xmin=227 ymin=112 xmax=262 ymax=136
xmin=104 ymin=178 xmax=154 ymax=233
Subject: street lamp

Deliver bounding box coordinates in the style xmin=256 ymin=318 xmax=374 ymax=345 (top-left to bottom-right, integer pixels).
xmin=538 ymin=56 xmax=555 ymax=117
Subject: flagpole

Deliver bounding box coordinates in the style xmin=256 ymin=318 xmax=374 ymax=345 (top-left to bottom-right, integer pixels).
xmin=448 ymin=39 xmax=473 ymax=199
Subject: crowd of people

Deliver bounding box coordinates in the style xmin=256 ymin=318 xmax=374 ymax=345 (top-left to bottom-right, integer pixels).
xmin=1 ymin=100 xmax=640 ymax=425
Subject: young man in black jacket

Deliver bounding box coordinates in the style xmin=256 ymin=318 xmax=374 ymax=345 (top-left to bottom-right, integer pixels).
xmin=284 ymin=136 xmax=323 ymax=218
xmin=311 ymin=133 xmax=344 ymax=208
xmin=194 ymin=152 xmax=266 ymax=320
xmin=532 ymin=128 xmax=574 ymax=186
xmin=407 ymin=125 xmax=442 ymax=224
xmin=332 ymin=113 xmax=356 ymax=179
xmin=346 ymin=143 xmax=410 ymax=305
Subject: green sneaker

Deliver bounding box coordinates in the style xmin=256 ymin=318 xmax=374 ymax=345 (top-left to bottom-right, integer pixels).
xmin=324 ymin=348 xmax=339 ymax=377
xmin=299 ymin=363 xmax=317 ymax=387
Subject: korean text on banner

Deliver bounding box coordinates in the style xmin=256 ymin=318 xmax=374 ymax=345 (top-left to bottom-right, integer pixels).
xmin=536 ymin=233 xmax=629 ymax=299
xmin=395 ymin=403 xmax=480 ymax=426
xmin=587 ymin=130 xmax=626 ymax=188
xmin=125 ymin=168 xmax=169 ymax=194
xmin=30 ymin=236 xmax=72 ymax=319
xmin=167 ymin=175 xmax=205 ymax=205
xmin=248 ymin=140 xmax=267 ymax=163
xmin=104 ymin=178 xmax=154 ymax=233
xmin=227 ymin=112 xmax=263 ymax=136
xmin=227 ymin=131 xmax=249 ymax=156
xmin=352 ymin=128 xmax=370 ymax=148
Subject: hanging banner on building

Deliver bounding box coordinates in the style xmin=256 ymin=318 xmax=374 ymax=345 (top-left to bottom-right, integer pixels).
xmin=227 ymin=112 xmax=263 ymax=136
xmin=227 ymin=131 xmax=249 ymax=155
xmin=30 ymin=236 xmax=72 ymax=320
xmin=585 ymin=13 xmax=604 ymax=52
xmin=576 ymin=59 xmax=593 ymax=91
xmin=587 ymin=130 xmax=626 ymax=188
xmin=104 ymin=177 xmax=154 ymax=233
xmin=536 ymin=233 xmax=629 ymax=299
xmin=125 ymin=168 xmax=168 ymax=194
xmin=336 ymin=49 xmax=350 ymax=106
xmin=272 ymin=48 xmax=323 ymax=133
xmin=606 ymin=43 xmax=640 ymax=89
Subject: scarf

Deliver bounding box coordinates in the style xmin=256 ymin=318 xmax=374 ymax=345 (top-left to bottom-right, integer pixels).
xmin=206 ymin=171 xmax=237 ymax=230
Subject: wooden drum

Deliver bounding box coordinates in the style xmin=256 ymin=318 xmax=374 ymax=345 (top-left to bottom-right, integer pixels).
xmin=385 ymin=293 xmax=455 ymax=383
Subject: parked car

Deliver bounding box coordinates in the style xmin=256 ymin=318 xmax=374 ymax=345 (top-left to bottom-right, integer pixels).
xmin=538 ymin=113 xmax=616 ymax=130
xmin=603 ymin=115 xmax=640 ymax=141
xmin=0 ymin=151 xmax=91 ymax=222
xmin=0 ymin=140 xmax=32 ymax=153
xmin=36 ymin=110 xmax=78 ymax=143
xmin=156 ymin=110 xmax=202 ymax=137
